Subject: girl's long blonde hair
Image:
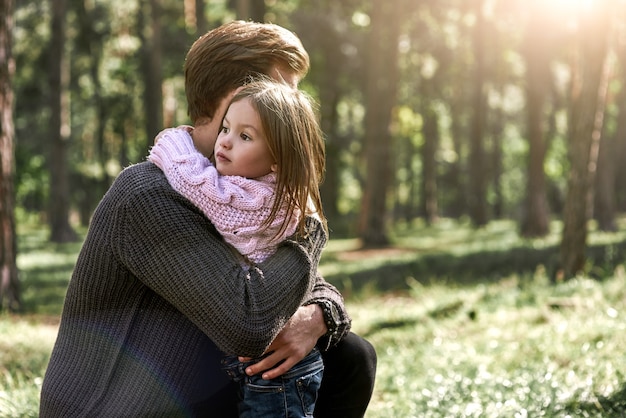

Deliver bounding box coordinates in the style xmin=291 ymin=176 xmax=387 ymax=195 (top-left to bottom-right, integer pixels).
xmin=230 ymin=79 xmax=327 ymax=238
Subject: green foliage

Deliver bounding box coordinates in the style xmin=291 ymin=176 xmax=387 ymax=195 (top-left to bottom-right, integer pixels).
xmin=14 ymin=152 xmax=48 ymax=213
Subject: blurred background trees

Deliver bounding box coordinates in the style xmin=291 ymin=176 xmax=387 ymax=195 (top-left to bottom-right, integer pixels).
xmin=3 ymin=0 xmax=626 ymax=308
xmin=1 ymin=0 xmax=19 ymax=310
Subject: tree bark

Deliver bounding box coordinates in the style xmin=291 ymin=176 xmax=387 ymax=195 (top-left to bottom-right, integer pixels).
xmin=76 ymin=0 xmax=108 ymax=226
xmin=195 ymin=0 xmax=208 ymax=35
xmin=594 ymin=116 xmax=616 ymax=231
xmin=612 ymin=42 xmax=626 ymax=212
xmin=0 ymin=0 xmax=19 ymax=311
xmin=421 ymin=105 xmax=439 ymax=224
xmin=48 ymin=0 xmax=77 ymax=243
xmin=520 ymin=8 xmax=552 ymax=237
xmin=235 ymin=0 xmax=250 ymax=20
xmin=467 ymin=0 xmax=488 ymax=227
xmin=232 ymin=0 xmax=265 ymax=21
xmin=490 ymin=103 xmax=504 ymax=219
xmin=318 ymin=89 xmax=341 ymax=224
xmin=559 ymin=3 xmax=611 ymax=278
xmin=139 ymin=0 xmax=164 ymax=152
xmin=446 ymin=95 xmax=466 ymax=218
xmin=358 ymin=0 xmax=402 ymax=247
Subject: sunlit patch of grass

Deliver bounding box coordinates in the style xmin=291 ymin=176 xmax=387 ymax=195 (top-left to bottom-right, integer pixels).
xmin=350 ymin=272 xmax=626 ymax=417
xmin=0 ymin=316 xmax=58 ymax=418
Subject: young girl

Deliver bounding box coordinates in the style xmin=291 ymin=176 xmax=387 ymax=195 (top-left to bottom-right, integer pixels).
xmin=149 ymin=79 xmax=328 ymax=417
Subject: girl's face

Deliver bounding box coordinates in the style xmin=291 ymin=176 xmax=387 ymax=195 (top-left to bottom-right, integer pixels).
xmin=191 ymin=66 xmax=297 ymax=160
xmin=214 ymin=98 xmax=276 ymax=178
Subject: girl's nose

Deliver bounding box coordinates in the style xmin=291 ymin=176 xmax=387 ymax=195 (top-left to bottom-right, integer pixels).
xmin=218 ymin=135 xmax=232 ymax=149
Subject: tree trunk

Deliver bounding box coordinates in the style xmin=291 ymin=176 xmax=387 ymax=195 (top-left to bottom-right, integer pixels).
xmin=235 ymin=0 xmax=250 ymax=20
xmin=560 ymin=3 xmax=610 ymax=279
xmin=76 ymin=0 xmax=108 ymax=226
xmin=467 ymin=0 xmax=488 ymax=227
xmin=358 ymin=0 xmax=401 ymax=247
xmin=48 ymin=0 xmax=77 ymax=243
xmin=594 ymin=117 xmax=616 ymax=231
xmin=249 ymin=0 xmax=265 ymax=22
xmin=318 ymin=89 xmax=341 ymax=224
xmin=421 ymin=105 xmax=439 ymax=224
xmin=140 ymin=0 xmax=164 ymax=152
xmin=612 ymin=44 xmax=626 ymax=212
xmin=593 ymin=38 xmax=617 ymax=232
xmin=196 ymin=0 xmax=208 ymax=35
xmin=490 ymin=104 xmax=504 ymax=219
xmin=0 ymin=0 xmax=19 ymax=311
xmin=233 ymin=0 xmax=264 ymax=21
xmin=405 ymin=137 xmax=418 ymax=222
xmin=446 ymin=96 xmax=466 ymax=218
xmin=520 ymin=9 xmax=552 ymax=237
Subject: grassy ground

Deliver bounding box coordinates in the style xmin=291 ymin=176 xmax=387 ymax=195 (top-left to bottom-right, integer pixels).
xmin=3 ymin=220 xmax=626 ymax=417
xmin=350 ymin=274 xmax=626 ymax=417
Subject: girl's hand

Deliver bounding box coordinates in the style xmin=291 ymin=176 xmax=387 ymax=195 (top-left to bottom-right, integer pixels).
xmin=154 ymin=126 xmax=194 ymax=144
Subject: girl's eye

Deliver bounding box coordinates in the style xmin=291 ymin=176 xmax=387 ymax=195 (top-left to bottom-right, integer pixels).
xmin=240 ymin=133 xmax=251 ymax=141
xmin=220 ymin=126 xmax=229 ymax=134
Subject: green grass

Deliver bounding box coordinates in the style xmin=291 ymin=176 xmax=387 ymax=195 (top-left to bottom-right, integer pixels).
xmin=3 ymin=220 xmax=626 ymax=417
xmin=351 ymin=273 xmax=626 ymax=417
xmin=0 ymin=317 xmax=57 ymax=417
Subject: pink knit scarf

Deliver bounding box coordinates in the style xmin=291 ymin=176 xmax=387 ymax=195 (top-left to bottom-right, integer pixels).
xmin=149 ymin=128 xmax=300 ymax=263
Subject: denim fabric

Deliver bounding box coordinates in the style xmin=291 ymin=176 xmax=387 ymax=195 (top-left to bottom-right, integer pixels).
xmin=221 ymin=348 xmax=324 ymax=418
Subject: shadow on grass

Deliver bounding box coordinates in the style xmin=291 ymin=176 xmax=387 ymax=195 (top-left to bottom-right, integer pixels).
xmin=563 ymin=383 xmax=626 ymax=417
xmin=362 ymin=299 xmax=469 ymax=338
xmin=327 ymin=240 xmax=626 ymax=294
xmin=363 ymin=317 xmax=421 ymax=337
xmin=18 ymin=262 xmax=75 ymax=316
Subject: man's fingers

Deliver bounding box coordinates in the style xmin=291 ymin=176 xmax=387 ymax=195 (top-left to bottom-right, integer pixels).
xmin=244 ymin=351 xmax=281 ymax=377
xmin=260 ymin=356 xmax=297 ymax=381
xmin=243 ymin=349 xmax=299 ymax=380
xmin=259 ymin=357 xmax=297 ymax=380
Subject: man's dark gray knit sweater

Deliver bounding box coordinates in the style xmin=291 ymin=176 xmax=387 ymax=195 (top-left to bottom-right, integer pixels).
xmin=39 ymin=162 xmax=350 ymax=417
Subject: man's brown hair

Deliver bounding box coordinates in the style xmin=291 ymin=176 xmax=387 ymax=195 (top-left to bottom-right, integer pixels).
xmin=184 ymin=21 xmax=310 ymax=123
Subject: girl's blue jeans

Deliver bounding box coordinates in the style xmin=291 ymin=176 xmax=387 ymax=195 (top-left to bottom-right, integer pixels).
xmin=221 ymin=347 xmax=324 ymax=418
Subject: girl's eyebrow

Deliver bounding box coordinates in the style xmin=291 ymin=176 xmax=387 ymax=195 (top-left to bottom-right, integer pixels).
xmin=239 ymin=123 xmax=261 ymax=136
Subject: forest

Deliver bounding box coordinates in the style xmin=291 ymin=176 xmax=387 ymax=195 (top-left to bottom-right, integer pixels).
xmin=1 ymin=0 xmax=626 ymax=309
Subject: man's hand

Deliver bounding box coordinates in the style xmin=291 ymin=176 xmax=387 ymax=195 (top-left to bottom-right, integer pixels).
xmin=240 ymin=304 xmax=327 ymax=380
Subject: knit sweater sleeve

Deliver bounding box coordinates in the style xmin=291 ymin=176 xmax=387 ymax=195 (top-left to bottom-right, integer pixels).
xmin=149 ymin=128 xmax=299 ymax=263
xmin=305 ymin=274 xmax=352 ymax=349
xmin=109 ymin=162 xmax=326 ymax=356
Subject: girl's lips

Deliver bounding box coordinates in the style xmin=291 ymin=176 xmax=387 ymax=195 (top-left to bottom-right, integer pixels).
xmin=215 ymin=152 xmax=229 ymax=162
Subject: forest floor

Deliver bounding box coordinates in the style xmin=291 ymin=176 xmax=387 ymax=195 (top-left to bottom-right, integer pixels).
xmin=3 ymin=219 xmax=626 ymax=417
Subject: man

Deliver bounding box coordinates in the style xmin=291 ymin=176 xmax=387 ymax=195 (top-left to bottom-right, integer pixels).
xmin=40 ymin=20 xmax=376 ymax=417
